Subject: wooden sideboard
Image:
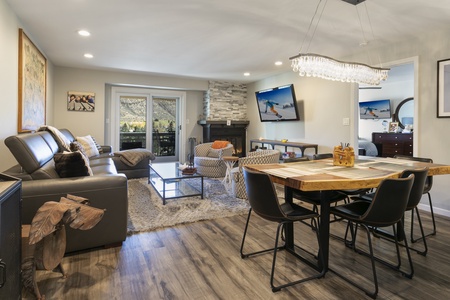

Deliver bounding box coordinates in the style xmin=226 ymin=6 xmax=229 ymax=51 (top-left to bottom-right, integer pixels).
xmin=372 ymin=132 xmax=413 ymax=157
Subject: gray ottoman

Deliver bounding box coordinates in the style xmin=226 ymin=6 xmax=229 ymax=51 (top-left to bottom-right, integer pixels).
xmin=112 ymin=149 xmax=156 ymax=179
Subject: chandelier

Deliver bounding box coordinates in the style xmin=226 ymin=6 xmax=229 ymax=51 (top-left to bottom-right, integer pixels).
xmin=290 ymin=0 xmax=389 ymax=85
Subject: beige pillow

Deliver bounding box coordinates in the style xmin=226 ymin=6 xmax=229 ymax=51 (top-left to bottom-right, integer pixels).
xmin=76 ymin=135 xmax=100 ymax=158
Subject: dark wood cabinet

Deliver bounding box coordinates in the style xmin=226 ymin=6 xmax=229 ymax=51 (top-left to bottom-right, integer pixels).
xmin=372 ymin=132 xmax=413 ymax=157
xmin=0 ymin=173 xmax=22 ymax=300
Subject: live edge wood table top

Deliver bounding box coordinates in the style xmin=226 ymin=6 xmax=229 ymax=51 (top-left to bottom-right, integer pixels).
xmin=245 ymin=156 xmax=450 ymax=192
xmin=245 ymin=156 xmax=450 ymax=272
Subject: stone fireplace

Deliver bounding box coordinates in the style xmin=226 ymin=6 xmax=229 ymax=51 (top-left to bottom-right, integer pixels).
xmin=198 ymin=81 xmax=249 ymax=157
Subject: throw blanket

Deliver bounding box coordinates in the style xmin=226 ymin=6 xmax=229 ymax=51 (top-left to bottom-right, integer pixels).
xmin=114 ymin=149 xmax=156 ymax=167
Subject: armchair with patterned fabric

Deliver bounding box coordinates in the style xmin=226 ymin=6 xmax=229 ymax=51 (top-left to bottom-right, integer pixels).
xmin=231 ymin=149 xmax=280 ymax=199
xmin=194 ymin=141 xmax=234 ymax=177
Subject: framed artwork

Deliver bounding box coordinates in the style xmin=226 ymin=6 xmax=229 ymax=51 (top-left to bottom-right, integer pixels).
xmin=67 ymin=91 xmax=95 ymax=112
xmin=437 ymin=58 xmax=450 ymax=118
xmin=18 ymin=29 xmax=47 ymax=133
xmin=389 ymin=122 xmax=399 ymax=133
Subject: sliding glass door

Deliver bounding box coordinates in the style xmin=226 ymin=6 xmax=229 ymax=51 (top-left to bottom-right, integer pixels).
xmin=111 ymin=87 xmax=186 ymax=163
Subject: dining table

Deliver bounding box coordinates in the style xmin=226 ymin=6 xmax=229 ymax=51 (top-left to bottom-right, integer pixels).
xmin=245 ymin=156 xmax=450 ymax=272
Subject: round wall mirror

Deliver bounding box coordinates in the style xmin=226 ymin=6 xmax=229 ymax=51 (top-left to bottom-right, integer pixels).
xmin=394 ymin=97 xmax=414 ymax=129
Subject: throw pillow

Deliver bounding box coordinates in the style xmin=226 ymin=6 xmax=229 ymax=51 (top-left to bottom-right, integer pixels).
xmin=90 ymin=136 xmax=104 ymax=154
xmin=76 ymin=135 xmax=100 ymax=158
xmin=38 ymin=125 xmax=72 ymax=152
xmin=70 ymin=141 xmax=89 ymax=158
xmin=54 ymin=151 xmax=93 ymax=177
xmin=207 ymin=148 xmax=221 ymax=158
xmin=211 ymin=140 xmax=229 ymax=149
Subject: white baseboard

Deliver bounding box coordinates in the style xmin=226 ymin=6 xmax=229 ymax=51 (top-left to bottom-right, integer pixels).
xmin=418 ymin=203 xmax=450 ymax=218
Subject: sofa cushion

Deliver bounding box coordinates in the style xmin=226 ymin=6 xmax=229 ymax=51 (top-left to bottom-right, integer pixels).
xmin=54 ymin=151 xmax=93 ymax=177
xmin=38 ymin=125 xmax=72 ymax=152
xmin=5 ymin=131 xmax=58 ymax=174
xmin=76 ymin=135 xmax=100 ymax=158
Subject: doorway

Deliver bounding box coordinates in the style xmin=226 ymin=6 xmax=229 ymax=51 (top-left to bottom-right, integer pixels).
xmin=110 ymin=86 xmax=186 ymax=163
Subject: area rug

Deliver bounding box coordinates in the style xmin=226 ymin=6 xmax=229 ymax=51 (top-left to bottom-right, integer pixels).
xmin=127 ymin=177 xmax=250 ymax=234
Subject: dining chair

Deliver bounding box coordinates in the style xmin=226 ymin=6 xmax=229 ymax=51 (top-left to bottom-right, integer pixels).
xmin=329 ymin=175 xmax=415 ymax=299
xmin=356 ymin=168 xmax=429 ymax=256
xmin=240 ymin=167 xmax=325 ymax=292
xmin=393 ymin=155 xmax=436 ymax=240
xmin=292 ymin=153 xmax=365 ymax=225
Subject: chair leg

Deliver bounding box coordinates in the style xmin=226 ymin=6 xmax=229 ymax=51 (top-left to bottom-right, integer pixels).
xmin=411 ymin=192 xmax=436 ymax=242
xmin=240 ymin=208 xmax=284 ymax=259
xmin=270 ymin=221 xmax=325 ymax=292
xmin=409 ymin=207 xmax=428 ymax=256
xmin=330 ymin=224 xmax=379 ymax=299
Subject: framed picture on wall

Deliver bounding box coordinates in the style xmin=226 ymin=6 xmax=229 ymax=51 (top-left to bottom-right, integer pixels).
xmin=67 ymin=91 xmax=95 ymax=112
xmin=18 ymin=29 xmax=47 ymax=133
xmin=389 ymin=122 xmax=399 ymax=133
xmin=437 ymin=58 xmax=450 ymax=118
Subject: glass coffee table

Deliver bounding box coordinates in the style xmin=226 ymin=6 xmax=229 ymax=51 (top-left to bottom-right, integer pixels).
xmin=148 ymin=162 xmax=204 ymax=205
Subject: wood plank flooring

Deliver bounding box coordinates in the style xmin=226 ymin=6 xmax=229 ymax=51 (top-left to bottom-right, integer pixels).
xmin=22 ymin=209 xmax=450 ymax=299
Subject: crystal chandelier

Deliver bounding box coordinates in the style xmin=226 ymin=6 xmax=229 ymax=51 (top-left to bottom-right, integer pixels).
xmin=290 ymin=0 xmax=389 ymax=85
xmin=290 ymin=53 xmax=389 ymax=85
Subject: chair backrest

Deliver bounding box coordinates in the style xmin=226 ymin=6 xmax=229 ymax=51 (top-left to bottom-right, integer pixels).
xmin=242 ymin=167 xmax=285 ymax=222
xmin=360 ymin=175 xmax=414 ymax=226
xmin=400 ymin=168 xmax=428 ymax=210
xmin=313 ymin=153 xmax=333 ymax=160
xmin=393 ymin=155 xmax=433 ymax=193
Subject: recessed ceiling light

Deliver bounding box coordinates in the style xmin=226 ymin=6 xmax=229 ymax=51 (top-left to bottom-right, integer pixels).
xmin=275 ymin=61 xmax=283 ymax=66
xmin=78 ymin=30 xmax=91 ymax=37
xmin=244 ymin=72 xmax=250 ymax=76
xmin=84 ymin=53 xmax=93 ymax=58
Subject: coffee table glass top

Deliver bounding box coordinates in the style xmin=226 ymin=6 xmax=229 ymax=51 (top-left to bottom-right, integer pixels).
xmin=149 ymin=162 xmax=203 ymax=205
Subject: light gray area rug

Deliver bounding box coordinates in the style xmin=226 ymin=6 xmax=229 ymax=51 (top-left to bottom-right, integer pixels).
xmin=127 ymin=177 xmax=250 ymax=234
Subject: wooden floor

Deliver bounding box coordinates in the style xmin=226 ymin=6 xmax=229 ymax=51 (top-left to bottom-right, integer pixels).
xmin=23 ymin=209 xmax=450 ymax=300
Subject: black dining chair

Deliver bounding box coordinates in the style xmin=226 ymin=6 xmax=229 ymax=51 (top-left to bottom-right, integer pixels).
xmin=240 ymin=167 xmax=325 ymax=292
xmin=393 ymin=155 xmax=436 ymax=240
xmin=329 ymin=175 xmax=415 ymax=299
xmin=356 ymin=167 xmax=429 ymax=256
xmin=292 ymin=153 xmax=367 ymax=226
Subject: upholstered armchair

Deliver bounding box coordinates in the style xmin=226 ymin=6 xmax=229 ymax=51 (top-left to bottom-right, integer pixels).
xmin=194 ymin=142 xmax=234 ymax=177
xmin=231 ymin=149 xmax=280 ymax=199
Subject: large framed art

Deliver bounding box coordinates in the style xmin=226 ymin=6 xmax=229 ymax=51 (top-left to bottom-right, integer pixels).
xmin=437 ymin=58 xmax=450 ymax=118
xmin=18 ymin=28 xmax=47 ymax=132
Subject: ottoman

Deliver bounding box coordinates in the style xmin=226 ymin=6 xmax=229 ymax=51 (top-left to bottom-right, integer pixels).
xmin=112 ymin=149 xmax=156 ymax=179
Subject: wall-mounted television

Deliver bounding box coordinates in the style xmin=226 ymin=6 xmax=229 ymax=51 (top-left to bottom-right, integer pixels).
xmin=359 ymin=99 xmax=391 ymax=119
xmin=255 ymin=84 xmax=300 ymax=122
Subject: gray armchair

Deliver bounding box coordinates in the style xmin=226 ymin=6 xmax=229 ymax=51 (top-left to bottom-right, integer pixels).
xmin=194 ymin=142 xmax=234 ymax=177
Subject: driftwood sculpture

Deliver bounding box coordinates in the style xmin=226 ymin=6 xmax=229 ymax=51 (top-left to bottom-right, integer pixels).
xmin=22 ymin=194 xmax=105 ymax=299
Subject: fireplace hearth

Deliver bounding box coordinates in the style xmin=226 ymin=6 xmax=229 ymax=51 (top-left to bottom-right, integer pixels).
xmin=198 ymin=120 xmax=249 ymax=157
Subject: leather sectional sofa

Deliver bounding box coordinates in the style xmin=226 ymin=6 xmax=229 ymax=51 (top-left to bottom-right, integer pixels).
xmin=3 ymin=129 xmax=128 ymax=253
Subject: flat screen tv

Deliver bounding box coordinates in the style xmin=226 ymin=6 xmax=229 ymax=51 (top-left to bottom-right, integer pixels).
xmin=359 ymin=99 xmax=391 ymax=119
xmin=255 ymin=84 xmax=300 ymax=122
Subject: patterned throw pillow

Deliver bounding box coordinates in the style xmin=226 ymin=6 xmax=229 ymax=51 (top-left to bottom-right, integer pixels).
xmin=70 ymin=141 xmax=88 ymax=158
xmin=54 ymin=151 xmax=93 ymax=177
xmin=90 ymin=136 xmax=104 ymax=154
xmin=76 ymin=135 xmax=100 ymax=158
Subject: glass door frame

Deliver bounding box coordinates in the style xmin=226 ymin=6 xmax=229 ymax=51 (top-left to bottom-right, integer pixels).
xmin=109 ymin=86 xmax=187 ymax=163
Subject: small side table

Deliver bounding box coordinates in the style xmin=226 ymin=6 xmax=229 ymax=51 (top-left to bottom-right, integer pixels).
xmin=222 ymin=156 xmax=239 ymax=189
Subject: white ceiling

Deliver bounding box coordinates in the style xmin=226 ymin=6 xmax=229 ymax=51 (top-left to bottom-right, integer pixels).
xmin=6 ymin=0 xmax=450 ymax=83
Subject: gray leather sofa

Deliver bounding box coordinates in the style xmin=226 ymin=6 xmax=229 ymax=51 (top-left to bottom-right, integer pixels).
xmin=3 ymin=129 xmax=128 ymax=253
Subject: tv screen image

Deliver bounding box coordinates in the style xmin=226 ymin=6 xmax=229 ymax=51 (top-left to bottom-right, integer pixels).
xmin=255 ymin=84 xmax=300 ymax=122
xmin=359 ymin=99 xmax=391 ymax=119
